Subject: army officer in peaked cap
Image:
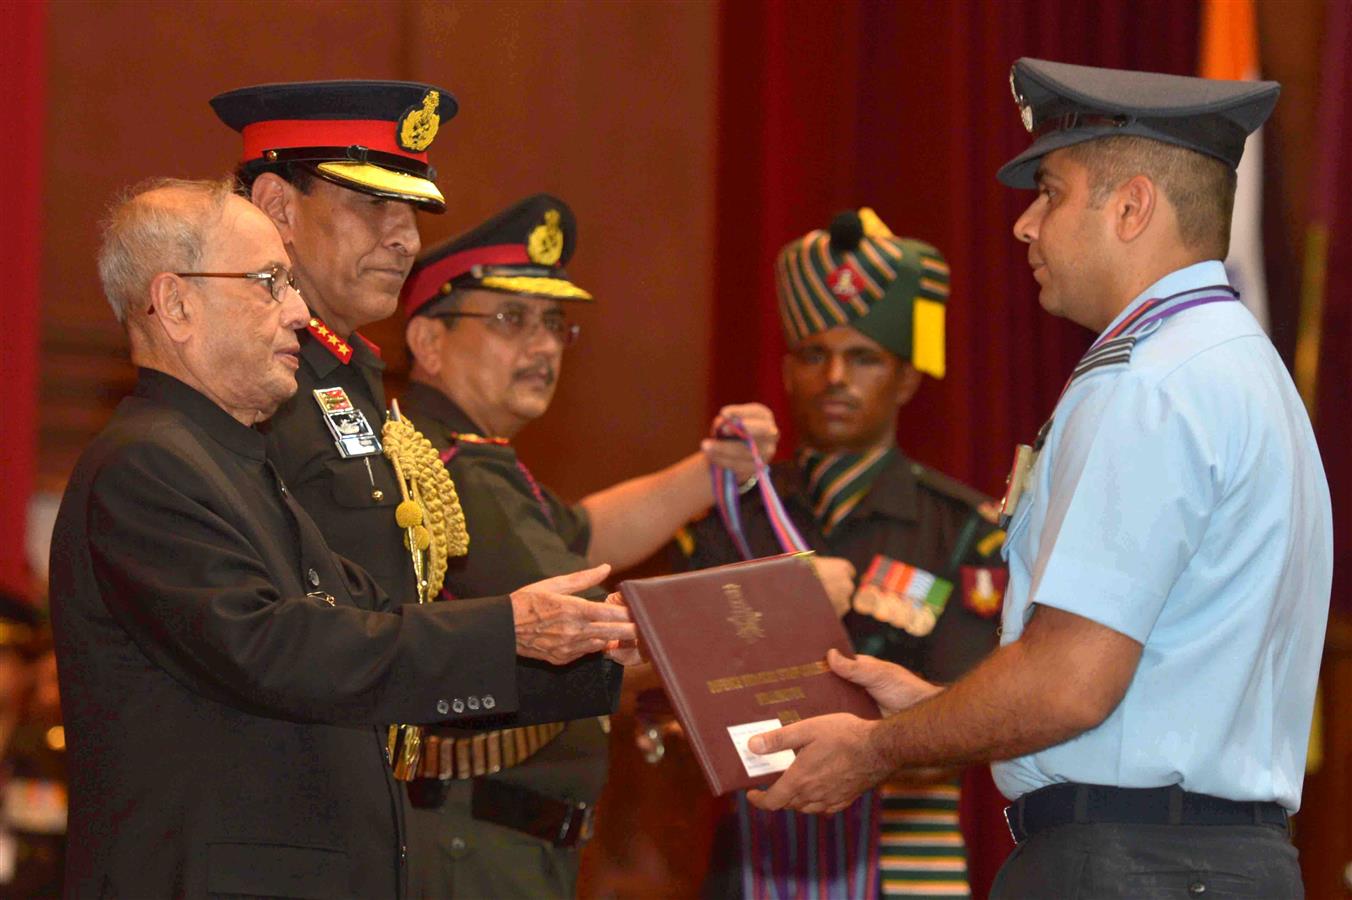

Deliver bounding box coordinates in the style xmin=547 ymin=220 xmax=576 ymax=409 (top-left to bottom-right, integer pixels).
xmin=210 ymin=82 xmax=634 ymax=893
xmin=398 ymin=193 xmax=779 ymax=898
xmin=740 ymin=59 xmax=1332 ymax=898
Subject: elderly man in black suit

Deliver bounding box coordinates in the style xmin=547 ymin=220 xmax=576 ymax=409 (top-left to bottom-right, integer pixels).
xmin=48 ymin=178 xmax=634 ymax=898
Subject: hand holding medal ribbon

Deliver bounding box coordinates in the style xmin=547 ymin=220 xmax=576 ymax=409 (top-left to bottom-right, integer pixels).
xmin=707 ymin=413 xmax=806 ymax=560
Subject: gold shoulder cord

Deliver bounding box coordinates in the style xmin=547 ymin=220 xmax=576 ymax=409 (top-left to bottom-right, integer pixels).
xmin=382 ymin=399 xmax=470 ymax=780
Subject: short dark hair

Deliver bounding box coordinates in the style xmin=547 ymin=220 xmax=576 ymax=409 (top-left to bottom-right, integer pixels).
xmin=1064 ymin=136 xmax=1236 ymax=259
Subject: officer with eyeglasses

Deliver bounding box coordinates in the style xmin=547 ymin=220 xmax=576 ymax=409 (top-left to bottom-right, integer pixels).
xmin=397 ymin=194 xmax=780 ymax=898
xmin=210 ymin=83 xmax=642 ymax=895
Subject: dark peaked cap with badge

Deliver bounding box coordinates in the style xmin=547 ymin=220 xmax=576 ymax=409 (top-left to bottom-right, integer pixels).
xmin=211 ymin=79 xmax=456 ymax=212
xmin=401 ymin=193 xmax=593 ymax=319
xmin=999 ymin=58 xmax=1279 ymax=189
xmin=776 ymin=208 xmax=950 ymax=379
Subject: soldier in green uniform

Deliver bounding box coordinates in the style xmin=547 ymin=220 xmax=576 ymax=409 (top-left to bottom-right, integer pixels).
xmin=682 ymin=209 xmax=1005 ymax=899
xmin=210 ymin=83 xmax=633 ymax=894
xmin=397 ymin=194 xmax=778 ymax=897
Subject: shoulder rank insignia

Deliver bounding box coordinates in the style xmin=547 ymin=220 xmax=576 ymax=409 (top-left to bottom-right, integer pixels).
xmin=960 ymin=565 xmax=1007 ymax=619
xmin=313 ymin=387 xmax=382 ymax=458
xmin=307 ymin=317 xmax=353 ymax=364
xmin=527 ymin=209 xmax=565 ymax=266
xmin=398 ymin=89 xmax=441 ymax=152
xmin=851 ymin=554 xmax=952 ymax=637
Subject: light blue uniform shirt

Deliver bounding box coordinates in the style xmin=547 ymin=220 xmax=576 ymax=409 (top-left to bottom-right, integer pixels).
xmin=992 ymin=261 xmax=1332 ymax=812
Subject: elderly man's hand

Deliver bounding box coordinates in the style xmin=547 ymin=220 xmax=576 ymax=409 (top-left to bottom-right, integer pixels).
xmin=826 ymin=648 xmax=941 ymax=716
xmin=702 ymin=403 xmax=779 ymax=481
xmin=602 ymin=591 xmax=645 ymax=666
xmin=745 ymin=713 xmax=892 ymax=815
xmin=509 ymin=565 xmax=636 ymax=665
xmin=811 ymin=557 xmax=856 ymax=617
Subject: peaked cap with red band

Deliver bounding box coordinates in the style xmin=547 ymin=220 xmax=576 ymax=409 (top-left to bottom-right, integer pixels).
xmin=401 ymin=193 xmax=594 ymax=319
xmin=211 ymin=79 xmax=456 ymax=212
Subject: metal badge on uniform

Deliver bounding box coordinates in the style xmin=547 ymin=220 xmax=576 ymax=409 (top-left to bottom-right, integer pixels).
xmin=998 ymin=443 xmax=1037 ymax=528
xmin=312 ymin=387 xmax=382 ymax=458
xmin=960 ymin=565 xmax=1008 ymax=619
xmin=850 ymin=555 xmax=953 ymax=637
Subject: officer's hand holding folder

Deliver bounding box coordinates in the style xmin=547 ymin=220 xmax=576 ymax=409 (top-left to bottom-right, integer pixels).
xmin=619 ymin=553 xmax=880 ymax=795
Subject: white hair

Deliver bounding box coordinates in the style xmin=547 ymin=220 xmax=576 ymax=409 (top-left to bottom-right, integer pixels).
xmin=96 ymin=177 xmax=237 ymax=324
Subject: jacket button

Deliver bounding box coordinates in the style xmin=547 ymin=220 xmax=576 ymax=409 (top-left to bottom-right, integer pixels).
xmin=449 ymin=836 xmax=469 ymax=859
xmin=452 ymin=699 xmax=465 ymax=714
xmin=307 ymin=568 xmax=320 ymax=587
xmin=482 ymin=695 xmax=495 ymax=710
xmin=435 ymin=699 xmax=449 ymax=716
xmin=400 ymin=845 xmax=407 ymax=863
xmin=467 ymin=696 xmax=480 ymax=711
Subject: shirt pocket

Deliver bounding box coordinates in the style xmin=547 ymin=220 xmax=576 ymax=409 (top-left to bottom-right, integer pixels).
xmin=324 ymin=458 xmax=398 ymax=510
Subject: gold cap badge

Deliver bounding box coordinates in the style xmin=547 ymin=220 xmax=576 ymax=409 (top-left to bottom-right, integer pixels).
xmin=398 ymin=90 xmax=441 ymax=152
xmin=527 ymin=209 xmax=565 ymax=266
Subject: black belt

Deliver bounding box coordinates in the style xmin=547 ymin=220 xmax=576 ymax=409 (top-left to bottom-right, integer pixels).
xmin=471 ymin=778 xmax=595 ymax=849
xmin=1004 ymin=783 xmax=1289 ymax=844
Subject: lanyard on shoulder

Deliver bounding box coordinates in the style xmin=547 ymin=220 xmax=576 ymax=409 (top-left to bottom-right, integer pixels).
xmin=1000 ymin=285 xmax=1239 ymax=525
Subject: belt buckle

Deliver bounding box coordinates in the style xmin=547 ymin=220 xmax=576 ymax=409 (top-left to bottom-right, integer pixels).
xmin=556 ymin=801 xmax=595 ymax=848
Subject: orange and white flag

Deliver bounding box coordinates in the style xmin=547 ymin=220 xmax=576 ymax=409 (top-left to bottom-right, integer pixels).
xmin=1201 ymin=0 xmax=1268 ymax=331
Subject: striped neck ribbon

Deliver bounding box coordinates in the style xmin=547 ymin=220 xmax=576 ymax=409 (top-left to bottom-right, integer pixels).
xmin=801 ymin=445 xmax=896 ymax=535
xmin=1034 ymin=285 xmax=1239 ymax=450
xmin=710 ymin=416 xmax=809 ymax=560
xmin=713 ymin=418 xmax=882 ymax=900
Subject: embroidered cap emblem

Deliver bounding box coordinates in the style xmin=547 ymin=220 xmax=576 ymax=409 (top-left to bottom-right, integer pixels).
xmin=398 ymin=90 xmax=441 ymax=152
xmin=527 ymin=209 xmax=565 ymax=266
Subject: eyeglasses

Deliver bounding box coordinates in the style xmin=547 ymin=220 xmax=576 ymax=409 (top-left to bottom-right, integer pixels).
xmin=440 ymin=308 xmax=581 ymax=346
xmin=174 ymin=264 xmax=300 ymax=303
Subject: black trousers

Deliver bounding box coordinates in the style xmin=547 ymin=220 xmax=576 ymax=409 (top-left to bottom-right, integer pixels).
xmin=990 ymin=822 xmax=1302 ymax=899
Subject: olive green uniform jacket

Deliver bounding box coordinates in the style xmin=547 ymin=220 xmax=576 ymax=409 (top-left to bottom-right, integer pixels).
xmin=399 ymin=381 xmax=619 ymax=899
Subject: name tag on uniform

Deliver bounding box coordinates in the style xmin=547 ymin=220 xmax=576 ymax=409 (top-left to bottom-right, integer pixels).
xmin=313 ymin=388 xmax=382 ymax=458
xmin=998 ymin=443 xmax=1037 ymax=528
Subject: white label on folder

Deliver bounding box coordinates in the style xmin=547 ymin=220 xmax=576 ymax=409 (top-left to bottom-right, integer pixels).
xmin=727 ymin=720 xmax=795 ymax=778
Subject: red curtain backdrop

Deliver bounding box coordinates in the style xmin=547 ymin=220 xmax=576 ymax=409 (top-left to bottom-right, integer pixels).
xmin=1311 ymin=0 xmax=1352 ymax=619
xmin=0 ymin=0 xmax=46 ymax=598
xmin=713 ymin=2 xmax=1200 ymax=895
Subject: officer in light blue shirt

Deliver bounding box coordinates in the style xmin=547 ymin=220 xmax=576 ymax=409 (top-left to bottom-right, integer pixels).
xmin=995 ymin=256 xmax=1331 ymax=813
xmin=742 ymin=58 xmax=1331 ymax=899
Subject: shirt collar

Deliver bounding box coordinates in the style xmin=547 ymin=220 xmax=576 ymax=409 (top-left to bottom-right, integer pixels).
xmin=401 ymin=381 xmax=489 ymax=437
xmin=849 ymin=449 xmax=919 ymax=521
xmin=299 ymin=313 xmax=385 ymax=377
xmin=132 ymin=367 xmax=267 ymax=461
xmin=1098 ymin=260 xmax=1231 ymax=341
xmin=789 ymin=445 xmax=919 ymax=523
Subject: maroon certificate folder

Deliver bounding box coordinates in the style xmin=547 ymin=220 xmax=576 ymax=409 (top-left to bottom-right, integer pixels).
xmin=620 ymin=553 xmax=881 ymax=795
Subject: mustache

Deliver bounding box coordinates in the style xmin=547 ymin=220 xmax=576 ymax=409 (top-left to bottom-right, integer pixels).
xmin=513 ymin=362 xmax=556 ymax=386
xmin=815 ymin=386 xmax=858 ymax=406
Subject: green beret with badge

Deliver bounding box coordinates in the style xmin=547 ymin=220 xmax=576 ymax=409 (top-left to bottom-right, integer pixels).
xmin=775 ymin=208 xmax=951 ymax=378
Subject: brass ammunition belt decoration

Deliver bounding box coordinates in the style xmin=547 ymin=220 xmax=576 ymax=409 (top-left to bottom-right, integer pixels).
xmin=383 ymin=399 xmax=471 ymax=781
xmin=416 ymin=723 xmax=567 ymax=781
